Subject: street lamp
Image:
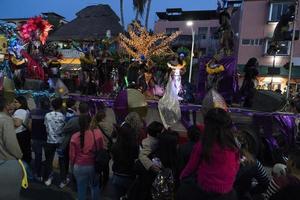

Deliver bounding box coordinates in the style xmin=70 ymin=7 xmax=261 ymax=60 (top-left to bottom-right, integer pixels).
xmin=186 ymin=21 xmax=195 ymax=83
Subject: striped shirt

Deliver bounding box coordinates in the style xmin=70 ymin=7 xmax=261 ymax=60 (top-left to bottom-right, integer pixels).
xmin=263 ymin=175 xmax=300 ymax=200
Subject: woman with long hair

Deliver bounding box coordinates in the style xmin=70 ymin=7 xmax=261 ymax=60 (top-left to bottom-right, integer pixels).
xmin=69 ymin=114 xmax=103 ymax=200
xmin=179 ymin=108 xmax=240 ymax=200
xmin=13 ymin=95 xmax=31 ymax=164
xmin=111 ymin=122 xmax=139 ymax=199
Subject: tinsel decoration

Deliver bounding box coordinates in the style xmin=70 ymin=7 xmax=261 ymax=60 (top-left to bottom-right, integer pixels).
xmin=0 ymin=21 xmax=24 ymax=58
xmin=119 ymin=22 xmax=180 ymax=69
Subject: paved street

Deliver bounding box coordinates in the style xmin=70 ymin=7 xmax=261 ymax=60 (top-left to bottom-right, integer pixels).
xmin=20 ymin=172 xmax=116 ymax=200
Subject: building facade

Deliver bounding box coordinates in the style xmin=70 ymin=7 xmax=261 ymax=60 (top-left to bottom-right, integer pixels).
xmin=154 ymin=8 xmax=220 ymax=57
xmin=234 ymin=0 xmax=300 ymax=90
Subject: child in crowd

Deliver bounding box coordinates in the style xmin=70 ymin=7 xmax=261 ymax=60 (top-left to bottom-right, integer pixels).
xmin=44 ymin=98 xmax=66 ymax=187
xmin=139 ymin=121 xmax=165 ymax=173
xmin=263 ymin=150 xmax=300 ymax=200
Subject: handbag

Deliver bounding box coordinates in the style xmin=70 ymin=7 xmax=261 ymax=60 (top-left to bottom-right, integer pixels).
xmin=92 ymin=130 xmax=110 ymax=174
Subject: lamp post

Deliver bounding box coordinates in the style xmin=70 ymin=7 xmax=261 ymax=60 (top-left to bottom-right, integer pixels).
xmin=286 ymin=0 xmax=299 ymax=99
xmin=187 ymin=21 xmax=195 ymax=83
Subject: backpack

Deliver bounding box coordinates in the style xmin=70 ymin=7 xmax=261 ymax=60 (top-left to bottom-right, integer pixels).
xmin=151 ymin=168 xmax=175 ymax=200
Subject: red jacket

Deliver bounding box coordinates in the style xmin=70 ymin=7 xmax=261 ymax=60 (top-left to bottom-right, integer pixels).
xmin=180 ymin=141 xmax=240 ymax=194
xmin=69 ymin=129 xmax=103 ymax=166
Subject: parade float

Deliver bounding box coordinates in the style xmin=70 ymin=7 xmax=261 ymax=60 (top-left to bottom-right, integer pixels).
xmin=0 ymin=1 xmax=299 ymax=164
xmin=70 ymin=1 xmax=300 ymax=163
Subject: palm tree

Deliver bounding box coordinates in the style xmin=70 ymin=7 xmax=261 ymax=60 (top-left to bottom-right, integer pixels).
xmin=145 ymin=0 xmax=152 ymax=30
xmin=133 ymin=0 xmax=147 ymax=21
xmin=120 ymin=0 xmax=125 ymax=29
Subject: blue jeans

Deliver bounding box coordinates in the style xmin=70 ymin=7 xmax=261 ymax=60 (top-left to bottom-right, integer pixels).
xmin=73 ymin=165 xmax=100 ymax=200
xmin=32 ymin=140 xmax=46 ymax=177
xmin=112 ymin=174 xmax=135 ymax=199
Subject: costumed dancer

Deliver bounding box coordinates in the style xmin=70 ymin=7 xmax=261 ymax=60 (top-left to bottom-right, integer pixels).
xmin=240 ymin=57 xmax=259 ymax=108
xmin=10 ymin=55 xmax=27 ymax=89
xmin=202 ymin=1 xmax=235 ymax=99
xmin=218 ymin=4 xmax=234 ymax=56
xmin=167 ymin=56 xmax=186 ymax=100
xmin=206 ymin=59 xmax=225 ymax=90
xmin=80 ymin=50 xmax=96 ymax=95
xmin=47 ymin=60 xmax=68 ymax=96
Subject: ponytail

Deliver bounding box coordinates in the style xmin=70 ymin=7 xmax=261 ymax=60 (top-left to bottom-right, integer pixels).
xmin=79 ymin=114 xmax=92 ymax=149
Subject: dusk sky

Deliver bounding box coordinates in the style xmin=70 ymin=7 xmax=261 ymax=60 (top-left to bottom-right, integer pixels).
xmin=0 ymin=0 xmax=217 ymax=29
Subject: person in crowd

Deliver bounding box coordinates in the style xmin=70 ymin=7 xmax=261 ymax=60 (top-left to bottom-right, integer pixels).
xmin=91 ymin=102 xmax=114 ymax=150
xmin=111 ymin=122 xmax=139 ymax=199
xmin=270 ymin=149 xmax=300 ymax=200
xmin=240 ymin=57 xmax=259 ymax=108
xmin=0 ymin=95 xmax=23 ymax=200
xmin=263 ymin=149 xmax=300 ymax=200
xmin=44 ymin=97 xmax=66 ymax=187
xmin=69 ymin=114 xmax=103 ymax=200
xmin=155 ymin=129 xmax=179 ymax=185
xmin=234 ymin=133 xmax=269 ymax=200
xmin=139 ymin=121 xmax=165 ymax=173
xmin=65 ymin=98 xmax=77 ymax=122
xmin=178 ymin=125 xmax=201 ymax=173
xmin=127 ymin=128 xmax=178 ymax=200
xmin=61 ymin=102 xmax=90 ymax=156
xmin=125 ymin=121 xmax=164 ymax=200
xmin=91 ymin=102 xmax=114 ymax=187
xmin=125 ymin=112 xmax=145 ymax=143
xmin=29 ymin=96 xmax=51 ymax=181
xmin=13 ymin=95 xmax=31 ymax=164
xmin=178 ymin=108 xmax=240 ymax=200
xmin=60 ymin=102 xmax=90 ymax=188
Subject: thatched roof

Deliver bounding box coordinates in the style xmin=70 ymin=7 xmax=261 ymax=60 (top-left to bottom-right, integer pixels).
xmin=49 ymin=4 xmax=123 ymax=41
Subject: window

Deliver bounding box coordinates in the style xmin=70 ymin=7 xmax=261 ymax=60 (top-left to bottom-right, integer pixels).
xmin=265 ymin=40 xmax=291 ymax=55
xmin=210 ymin=27 xmax=218 ymax=39
xmin=242 ymin=39 xmax=250 ymax=45
xmin=166 ymin=28 xmax=179 ymax=35
xmin=259 ymin=39 xmax=265 ymax=45
xmin=242 ymin=39 xmax=265 ymax=46
xmin=269 ymin=3 xmax=291 ymax=22
xmin=198 ymin=27 xmax=208 ymax=39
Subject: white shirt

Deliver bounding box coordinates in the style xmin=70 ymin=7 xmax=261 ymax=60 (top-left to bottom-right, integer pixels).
xmin=13 ymin=109 xmax=30 ymax=134
xmin=44 ymin=111 xmax=65 ymax=144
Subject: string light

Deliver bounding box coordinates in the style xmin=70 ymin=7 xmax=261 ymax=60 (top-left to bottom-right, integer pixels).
xmin=119 ymin=22 xmax=181 ymax=69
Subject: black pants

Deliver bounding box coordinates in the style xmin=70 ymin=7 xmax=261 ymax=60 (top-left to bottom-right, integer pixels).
xmin=44 ymin=143 xmax=67 ymax=181
xmin=17 ymin=131 xmax=32 ymax=164
xmin=100 ymin=158 xmax=110 ymax=186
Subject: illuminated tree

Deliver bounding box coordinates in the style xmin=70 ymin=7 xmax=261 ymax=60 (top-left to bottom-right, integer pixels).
xmin=119 ymin=22 xmax=180 ymax=69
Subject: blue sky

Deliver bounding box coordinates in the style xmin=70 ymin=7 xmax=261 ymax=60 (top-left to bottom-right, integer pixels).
xmin=0 ymin=0 xmax=217 ymax=29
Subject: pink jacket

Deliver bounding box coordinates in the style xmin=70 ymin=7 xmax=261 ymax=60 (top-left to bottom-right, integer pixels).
xmin=70 ymin=129 xmax=103 ymax=166
xmin=180 ymin=141 xmax=240 ymax=194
